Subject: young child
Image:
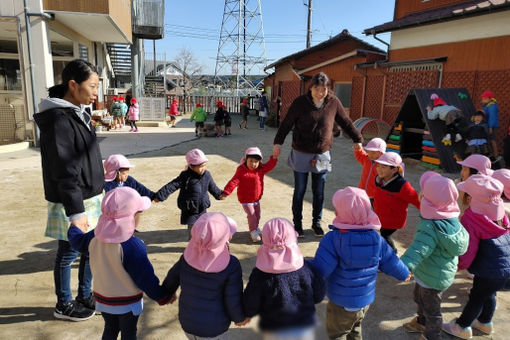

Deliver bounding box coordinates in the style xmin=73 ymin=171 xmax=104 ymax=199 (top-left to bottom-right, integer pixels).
xmin=465 ymin=110 xmax=490 ymax=156
xmin=119 ymin=96 xmax=128 ymax=128
xmin=456 ymin=154 xmax=493 ymax=216
xmin=155 ymin=149 xmax=223 ymax=234
xmin=190 ymin=103 xmax=206 ymax=137
xmin=243 ymin=218 xmax=326 ymax=339
xmin=111 ymin=96 xmax=122 ymax=130
xmin=68 ymin=187 xmax=173 ymax=338
xmin=223 ymin=103 xmax=232 ymax=136
xmin=373 ymin=152 xmax=420 ymax=253
xmin=128 ymin=98 xmax=139 ymax=132
xmin=427 ymin=93 xmax=464 ymax=145
xmin=353 ymin=137 xmax=386 ymax=200
xmin=493 ymin=168 xmax=510 ymax=215
xmin=401 ymin=174 xmax=469 ymax=340
xmin=214 ymin=100 xmax=225 ymax=137
xmin=442 ymin=175 xmax=510 ymax=339
xmin=168 ymin=98 xmax=179 ymax=128
xmin=221 ymin=147 xmax=277 ymax=242
xmin=481 ymin=90 xmax=500 ymax=159
xmin=162 ymin=212 xmax=247 ymax=339
xmin=103 ymin=154 xmax=155 ymax=200
xmin=239 ymin=99 xmax=249 ymax=129
xmin=309 ymin=187 xmax=410 ymax=339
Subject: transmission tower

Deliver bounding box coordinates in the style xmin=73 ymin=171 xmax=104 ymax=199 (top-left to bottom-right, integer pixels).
xmin=214 ymin=0 xmax=267 ymax=96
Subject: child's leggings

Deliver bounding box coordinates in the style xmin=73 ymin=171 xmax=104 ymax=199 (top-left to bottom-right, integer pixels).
xmin=129 ymin=121 xmax=138 ymax=130
xmin=102 ymin=311 xmax=139 ymax=340
xmin=242 ymin=202 xmax=261 ymax=232
xmin=380 ymin=228 xmax=397 ymax=252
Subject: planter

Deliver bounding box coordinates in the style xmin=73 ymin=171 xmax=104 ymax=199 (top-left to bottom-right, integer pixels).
xmin=95 ymin=126 xmax=103 ymax=132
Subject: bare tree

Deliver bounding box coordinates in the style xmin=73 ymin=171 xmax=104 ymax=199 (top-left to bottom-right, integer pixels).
xmin=174 ymin=48 xmax=203 ymax=113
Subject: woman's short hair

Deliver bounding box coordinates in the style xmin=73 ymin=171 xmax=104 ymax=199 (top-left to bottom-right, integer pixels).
xmin=309 ymin=72 xmax=330 ymax=89
xmin=48 ymin=59 xmax=98 ymax=99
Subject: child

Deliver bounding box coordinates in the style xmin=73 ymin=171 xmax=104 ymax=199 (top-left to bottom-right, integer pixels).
xmin=214 ymin=100 xmax=225 ymax=137
xmin=456 ymin=154 xmax=493 ymax=216
xmin=309 ymin=187 xmax=410 ymax=339
xmin=259 ymin=91 xmax=268 ymax=130
xmin=465 ymin=110 xmax=490 ymax=156
xmin=481 ymin=90 xmax=499 ymax=159
xmin=426 ymin=94 xmax=464 ymax=145
xmin=239 ymin=99 xmax=249 ymax=129
xmin=493 ymin=168 xmax=510 ymax=215
xmin=443 ymin=175 xmax=510 ymax=339
xmin=155 ymin=149 xmax=223 ymax=234
xmin=190 ymin=103 xmax=206 ymax=137
xmin=103 ymin=154 xmax=155 ymax=200
xmin=223 ymin=103 xmax=232 ymax=136
xmin=353 ymin=137 xmax=386 ymax=200
xmin=162 ymin=212 xmax=247 ymax=339
xmin=168 ymin=98 xmax=179 ymax=127
xmin=401 ymin=174 xmax=469 ymax=340
xmin=119 ymin=96 xmax=128 ymax=128
xmin=128 ymin=98 xmax=139 ymax=132
xmin=68 ymin=187 xmax=173 ymax=338
xmin=243 ymin=218 xmax=326 ymax=339
xmin=221 ymin=147 xmax=277 ymax=242
xmin=373 ymin=152 xmax=420 ymax=253
xmin=111 ymin=96 xmax=122 ymax=130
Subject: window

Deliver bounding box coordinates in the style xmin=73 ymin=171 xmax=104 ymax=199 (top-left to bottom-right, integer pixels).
xmin=79 ymin=44 xmax=89 ymax=60
xmin=53 ymin=60 xmax=70 ymax=85
xmin=0 ymin=59 xmax=22 ymax=91
xmin=0 ymin=40 xmax=18 ymax=53
xmin=49 ymin=30 xmax=73 ymax=57
xmin=335 ymin=83 xmax=352 ymax=108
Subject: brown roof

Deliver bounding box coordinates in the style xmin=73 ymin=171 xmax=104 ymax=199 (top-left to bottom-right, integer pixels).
xmin=364 ymin=0 xmax=510 ymax=35
xmin=265 ymin=29 xmax=385 ymax=70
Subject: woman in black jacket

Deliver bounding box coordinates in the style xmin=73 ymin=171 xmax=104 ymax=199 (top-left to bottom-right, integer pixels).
xmin=34 ymin=59 xmax=104 ymax=321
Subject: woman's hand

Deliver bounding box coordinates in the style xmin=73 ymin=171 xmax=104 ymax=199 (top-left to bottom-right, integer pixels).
xmin=273 ymin=144 xmax=282 ymax=158
xmin=72 ymin=215 xmax=89 ymax=232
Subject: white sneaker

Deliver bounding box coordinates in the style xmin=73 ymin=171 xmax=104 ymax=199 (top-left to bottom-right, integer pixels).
xmin=455 ymin=133 xmax=462 ymax=142
xmin=250 ymin=230 xmax=261 ymax=242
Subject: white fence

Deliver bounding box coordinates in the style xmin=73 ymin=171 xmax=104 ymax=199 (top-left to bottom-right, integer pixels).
xmin=138 ymin=97 xmax=166 ymax=121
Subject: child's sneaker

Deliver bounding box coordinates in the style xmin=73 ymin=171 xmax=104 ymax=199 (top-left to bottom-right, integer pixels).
xmin=250 ymin=230 xmax=261 ymax=242
xmin=471 ymin=319 xmax=493 ymax=335
xmin=442 ymin=319 xmax=472 ymax=339
xmin=54 ymin=301 xmax=95 ymax=321
xmin=455 ymin=133 xmax=462 ymax=142
xmin=403 ymin=316 xmax=426 ymax=333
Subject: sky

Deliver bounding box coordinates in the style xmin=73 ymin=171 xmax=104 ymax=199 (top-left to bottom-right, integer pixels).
xmin=151 ymin=0 xmax=395 ymax=75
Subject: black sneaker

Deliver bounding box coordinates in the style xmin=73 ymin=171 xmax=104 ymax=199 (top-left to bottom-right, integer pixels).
xmin=295 ymin=226 xmax=304 ymax=238
xmin=312 ymin=223 xmax=324 ymax=237
xmin=54 ymin=301 xmax=95 ymax=321
xmin=76 ymin=295 xmax=95 ymax=311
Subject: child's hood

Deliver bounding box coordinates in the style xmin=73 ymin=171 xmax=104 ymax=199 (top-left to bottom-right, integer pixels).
xmin=431 ymin=218 xmax=469 ymax=257
xmin=34 ymin=98 xmax=81 ymax=131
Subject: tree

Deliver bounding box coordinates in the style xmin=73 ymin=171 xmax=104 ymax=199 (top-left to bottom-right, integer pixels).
xmin=174 ymin=48 xmax=203 ymax=113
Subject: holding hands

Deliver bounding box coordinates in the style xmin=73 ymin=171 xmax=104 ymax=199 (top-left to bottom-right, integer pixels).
xmin=235 ymin=317 xmax=251 ymax=327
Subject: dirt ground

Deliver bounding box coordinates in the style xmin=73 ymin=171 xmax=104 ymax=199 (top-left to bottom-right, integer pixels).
xmin=0 ymin=114 xmax=509 ymax=339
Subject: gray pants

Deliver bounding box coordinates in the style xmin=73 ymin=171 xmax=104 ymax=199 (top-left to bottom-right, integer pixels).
xmin=326 ymin=301 xmax=369 ymax=340
xmin=413 ymin=283 xmax=444 ymax=340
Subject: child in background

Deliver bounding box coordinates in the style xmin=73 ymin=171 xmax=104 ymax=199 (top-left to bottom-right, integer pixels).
xmin=373 ymin=152 xmax=420 ymax=253
xmin=443 ymin=175 xmax=510 ymax=339
xmin=214 ymin=100 xmax=225 ymax=137
xmin=243 ymin=218 xmax=326 ymax=339
xmin=162 ymin=212 xmax=247 ymax=339
xmin=239 ymin=99 xmax=249 ymax=129
xmin=492 ymin=168 xmax=510 ymax=215
xmin=190 ymin=103 xmax=206 ymax=137
xmin=223 ymin=103 xmax=232 ymax=135
xmin=456 ymin=154 xmax=493 ymax=216
xmin=128 ymin=98 xmax=139 ymax=132
xmin=221 ymin=147 xmax=277 ymax=242
xmin=309 ymin=187 xmax=410 ymax=340
xmin=465 ymin=110 xmax=490 ymax=156
xmin=259 ymin=91 xmax=268 ymax=130
xmin=119 ymin=96 xmax=128 ymax=128
xmin=155 ymin=149 xmax=223 ymax=235
xmin=111 ymin=96 xmax=122 ymax=130
xmin=481 ymin=90 xmax=500 ymax=159
xmin=103 ymin=154 xmax=155 ymax=200
xmin=426 ymin=94 xmax=464 ymax=145
xmin=68 ymin=187 xmax=173 ymax=339
xmin=401 ymin=173 xmax=468 ymax=340
xmin=353 ymin=137 xmax=386 ymax=200
xmin=168 ymin=98 xmax=179 ymax=128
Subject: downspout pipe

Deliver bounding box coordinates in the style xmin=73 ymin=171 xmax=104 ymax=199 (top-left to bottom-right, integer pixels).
xmin=370 ymin=29 xmax=390 ymax=51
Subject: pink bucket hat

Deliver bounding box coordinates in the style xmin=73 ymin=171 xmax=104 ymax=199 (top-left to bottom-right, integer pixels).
xmin=457 ymin=174 xmax=505 ymax=221
xmin=331 ymin=187 xmax=381 ymax=230
xmin=420 ymin=175 xmax=460 ymax=220
xmin=241 ymin=146 xmax=263 ymax=164
xmin=94 ymin=187 xmax=152 ymax=243
xmin=184 ymin=212 xmax=236 ymax=273
xmin=419 ymin=171 xmax=441 ymax=191
xmin=104 ymin=154 xmax=135 ymax=182
xmin=186 ymin=148 xmax=208 ymax=166
xmin=256 ymin=218 xmax=304 ymax=274
xmin=493 ymin=169 xmax=510 ymax=199
xmin=364 ymin=138 xmax=386 ymax=153
xmin=457 ymin=154 xmax=493 ymax=175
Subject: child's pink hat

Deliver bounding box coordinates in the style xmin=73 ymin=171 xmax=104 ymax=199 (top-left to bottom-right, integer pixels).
xmin=186 ymin=148 xmax=208 ymax=166
xmin=104 ymin=154 xmax=135 ymax=182
xmin=457 ymin=154 xmax=493 ymax=175
xmin=457 ymin=174 xmax=505 ymax=221
xmin=184 ymin=212 xmax=237 ymax=273
xmin=94 ymin=187 xmax=151 ymax=243
xmin=256 ymin=218 xmax=304 ymax=274
xmin=419 ymin=171 xmax=441 ymax=191
xmin=420 ymin=175 xmax=460 ymax=220
xmin=375 ymin=152 xmax=402 ymax=167
xmin=331 ymin=187 xmax=381 ymax=230
xmin=241 ymin=146 xmax=263 ymax=164
xmin=493 ymin=169 xmax=510 ymax=198
xmin=364 ymin=138 xmax=386 ymax=153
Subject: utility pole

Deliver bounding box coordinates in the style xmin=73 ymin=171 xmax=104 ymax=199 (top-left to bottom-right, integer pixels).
xmin=306 ymin=0 xmax=312 ymax=48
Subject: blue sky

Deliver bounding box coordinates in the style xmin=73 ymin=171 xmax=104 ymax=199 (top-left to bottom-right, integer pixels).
xmin=152 ymin=0 xmax=395 ymax=74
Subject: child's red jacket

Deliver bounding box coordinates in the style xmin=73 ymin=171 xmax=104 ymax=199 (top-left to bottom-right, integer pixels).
xmin=223 ymin=156 xmax=277 ymax=203
xmin=373 ymin=174 xmax=420 ymax=230
xmin=354 ymin=149 xmax=377 ymax=198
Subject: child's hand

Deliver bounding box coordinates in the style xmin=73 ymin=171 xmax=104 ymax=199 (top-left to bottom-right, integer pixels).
xmin=405 ymin=272 xmax=413 ymax=282
xmin=235 ymin=317 xmax=251 ymax=326
xmin=353 ymin=143 xmax=362 ymax=152
xmin=219 ymin=193 xmax=227 ymax=200
xmin=153 ymin=197 xmax=160 ymax=203
xmin=158 ymin=293 xmax=177 ymax=305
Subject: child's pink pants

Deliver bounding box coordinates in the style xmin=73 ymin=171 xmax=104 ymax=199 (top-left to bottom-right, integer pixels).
xmin=242 ymin=202 xmax=261 ymax=232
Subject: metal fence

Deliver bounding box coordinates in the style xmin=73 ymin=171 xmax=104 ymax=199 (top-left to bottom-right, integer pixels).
xmin=0 ymin=104 xmax=26 ymax=144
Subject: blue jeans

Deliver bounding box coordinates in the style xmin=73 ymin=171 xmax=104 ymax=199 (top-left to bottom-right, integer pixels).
xmin=54 ymin=240 xmax=92 ymax=303
xmin=456 ymin=275 xmax=508 ymax=328
xmin=259 ymin=116 xmax=266 ymax=129
xmin=102 ymin=312 xmax=139 ymax=340
xmin=292 ymin=171 xmax=327 ymax=228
